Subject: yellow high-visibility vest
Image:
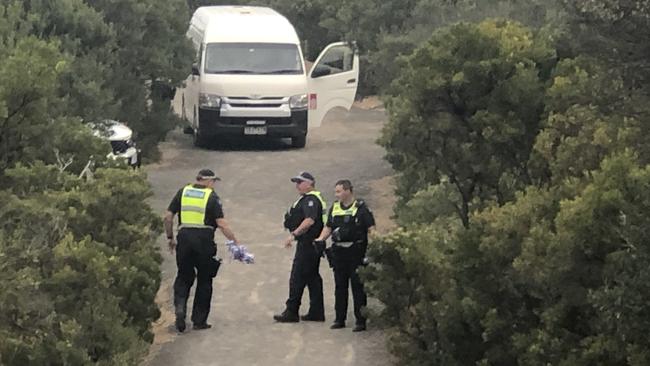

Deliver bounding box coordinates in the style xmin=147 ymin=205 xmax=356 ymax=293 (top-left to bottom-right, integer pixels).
xmin=330 ymin=200 xmax=362 ymax=246
xmin=331 ymin=200 xmax=359 ymax=218
xmin=179 ymin=184 xmax=213 ymax=229
xmin=291 ymin=190 xmax=327 ymax=224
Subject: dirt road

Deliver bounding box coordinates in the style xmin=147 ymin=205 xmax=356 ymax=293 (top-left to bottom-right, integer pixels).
xmin=143 ymin=107 xmax=394 ymax=366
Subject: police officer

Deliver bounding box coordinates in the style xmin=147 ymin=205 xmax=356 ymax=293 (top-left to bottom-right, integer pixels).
xmin=163 ymin=169 xmax=240 ymax=333
xmin=274 ymin=172 xmax=327 ymax=323
xmin=315 ymin=179 xmax=375 ymax=332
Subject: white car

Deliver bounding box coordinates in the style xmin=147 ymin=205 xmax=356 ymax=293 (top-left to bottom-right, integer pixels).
xmin=93 ymin=120 xmax=141 ymax=168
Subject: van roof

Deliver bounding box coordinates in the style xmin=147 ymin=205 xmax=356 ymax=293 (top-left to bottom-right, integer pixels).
xmin=193 ymin=6 xmax=300 ymax=44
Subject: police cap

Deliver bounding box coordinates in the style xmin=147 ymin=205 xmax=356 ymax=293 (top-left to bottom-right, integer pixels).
xmin=197 ymin=169 xmax=221 ymax=181
xmin=290 ymin=171 xmax=315 ymax=184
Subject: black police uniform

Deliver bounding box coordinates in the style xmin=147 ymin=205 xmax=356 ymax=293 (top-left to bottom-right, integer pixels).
xmin=283 ymin=192 xmax=325 ymax=318
xmin=327 ymin=199 xmax=375 ymax=326
xmin=167 ymin=185 xmax=224 ymax=327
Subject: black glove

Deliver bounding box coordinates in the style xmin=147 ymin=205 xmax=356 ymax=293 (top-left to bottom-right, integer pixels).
xmin=313 ymin=240 xmax=326 ymax=257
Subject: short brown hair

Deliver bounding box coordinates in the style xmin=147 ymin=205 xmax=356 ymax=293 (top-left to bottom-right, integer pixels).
xmin=335 ymin=179 xmax=353 ymax=192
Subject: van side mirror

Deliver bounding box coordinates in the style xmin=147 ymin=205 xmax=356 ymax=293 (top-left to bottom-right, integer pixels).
xmin=191 ymin=63 xmax=200 ymax=76
xmin=311 ymin=65 xmax=331 ymax=78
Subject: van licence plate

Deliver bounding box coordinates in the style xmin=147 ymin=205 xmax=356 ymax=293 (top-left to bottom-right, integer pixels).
xmin=244 ymin=126 xmax=267 ymax=135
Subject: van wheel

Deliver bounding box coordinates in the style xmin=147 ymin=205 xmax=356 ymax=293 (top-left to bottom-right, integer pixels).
xmin=193 ymin=128 xmax=209 ymax=148
xmin=291 ymin=134 xmax=306 ymax=148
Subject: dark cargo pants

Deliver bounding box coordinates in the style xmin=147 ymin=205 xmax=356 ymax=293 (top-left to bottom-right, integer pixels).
xmin=285 ymin=240 xmax=324 ymax=317
xmin=332 ymin=245 xmax=367 ymax=324
xmin=173 ymin=229 xmax=217 ymax=325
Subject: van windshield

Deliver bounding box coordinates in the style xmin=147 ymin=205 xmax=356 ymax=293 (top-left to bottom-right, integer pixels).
xmin=204 ymin=43 xmax=304 ymax=75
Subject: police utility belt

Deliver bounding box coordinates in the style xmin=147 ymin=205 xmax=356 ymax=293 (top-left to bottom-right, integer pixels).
xmin=333 ymin=241 xmax=357 ymax=248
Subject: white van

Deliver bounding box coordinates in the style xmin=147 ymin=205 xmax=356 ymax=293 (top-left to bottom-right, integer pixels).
xmin=181 ymin=6 xmax=359 ymax=148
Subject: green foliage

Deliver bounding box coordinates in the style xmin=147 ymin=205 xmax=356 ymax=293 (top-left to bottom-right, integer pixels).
xmin=364 ymin=226 xmax=461 ymax=365
xmin=85 ymin=0 xmax=193 ymax=157
xmin=368 ymin=154 xmax=650 ymax=365
xmin=369 ymin=5 xmax=650 ymax=366
xmin=561 ymin=0 xmax=650 ymax=86
xmin=1 ymin=0 xmax=194 ymax=160
xmin=0 ymin=36 xmax=67 ymax=170
xmin=345 ymin=0 xmax=564 ymax=94
xmin=0 ymin=0 xmax=174 ymax=363
xmin=0 ymin=168 xmax=161 ymax=365
xmin=381 ymin=20 xmax=555 ymax=226
xmin=395 ymin=180 xmax=463 ymax=227
xmin=530 ymin=56 xmax=650 ymax=184
xmin=509 ymin=153 xmax=650 ymax=365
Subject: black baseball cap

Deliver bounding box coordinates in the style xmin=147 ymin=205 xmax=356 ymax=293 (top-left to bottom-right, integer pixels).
xmin=290 ymin=171 xmax=315 ymax=184
xmin=197 ymin=169 xmax=221 ymax=181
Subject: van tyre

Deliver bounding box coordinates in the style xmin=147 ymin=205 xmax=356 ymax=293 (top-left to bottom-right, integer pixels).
xmin=193 ymin=128 xmax=209 ymax=148
xmin=291 ymin=134 xmax=306 ymax=148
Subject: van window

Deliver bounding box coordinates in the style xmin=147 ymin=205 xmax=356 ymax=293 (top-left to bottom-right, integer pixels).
xmin=204 ymin=43 xmax=303 ymax=75
xmin=313 ymin=45 xmax=354 ymax=76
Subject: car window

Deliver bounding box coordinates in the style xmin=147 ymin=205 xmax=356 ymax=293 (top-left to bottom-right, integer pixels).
xmin=313 ymin=45 xmax=354 ymax=76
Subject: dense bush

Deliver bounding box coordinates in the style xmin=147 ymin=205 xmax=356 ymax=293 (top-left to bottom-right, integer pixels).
xmin=1 ymin=1 xmax=169 ymax=363
xmin=2 ymin=0 xmax=193 ymax=160
xmin=380 ymin=20 xmax=555 ymax=226
xmin=367 ymin=10 xmax=650 ymax=364
xmin=367 ymin=154 xmax=650 ymax=365
xmin=0 ymin=168 xmax=162 ymax=365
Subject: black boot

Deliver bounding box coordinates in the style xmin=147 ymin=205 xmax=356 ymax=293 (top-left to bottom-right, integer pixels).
xmin=300 ymin=313 xmax=325 ymax=322
xmin=330 ymin=320 xmax=345 ymax=329
xmin=175 ymin=317 xmax=186 ymax=333
xmin=175 ymin=302 xmax=187 ymax=333
xmin=352 ymin=322 xmax=366 ymax=332
xmin=273 ymin=310 xmax=299 ymax=323
xmin=193 ymin=323 xmax=212 ymax=330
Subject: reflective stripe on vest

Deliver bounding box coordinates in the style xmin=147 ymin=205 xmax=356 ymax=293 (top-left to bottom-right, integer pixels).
xmin=331 ymin=200 xmax=360 ymax=245
xmin=179 ymin=184 xmax=213 ymax=230
xmin=331 ymin=200 xmax=359 ymax=218
xmin=292 ymin=190 xmax=328 ymax=224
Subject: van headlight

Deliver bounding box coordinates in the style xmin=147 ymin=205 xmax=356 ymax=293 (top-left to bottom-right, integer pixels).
xmin=199 ymin=93 xmax=222 ymax=109
xmin=289 ymin=94 xmax=308 ymax=110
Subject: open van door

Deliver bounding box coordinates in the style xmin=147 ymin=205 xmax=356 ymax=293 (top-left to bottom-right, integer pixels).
xmin=307 ymin=42 xmax=359 ymax=128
